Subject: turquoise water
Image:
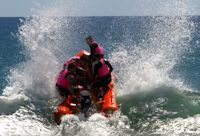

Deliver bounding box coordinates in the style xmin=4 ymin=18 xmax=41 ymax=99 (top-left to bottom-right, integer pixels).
xmin=0 ymin=17 xmax=25 ymax=92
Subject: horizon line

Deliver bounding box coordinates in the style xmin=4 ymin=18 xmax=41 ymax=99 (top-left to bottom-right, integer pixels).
xmin=1 ymin=15 xmax=200 ymax=18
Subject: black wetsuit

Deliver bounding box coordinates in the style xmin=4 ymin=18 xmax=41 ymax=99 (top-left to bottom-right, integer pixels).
xmin=55 ymin=84 xmax=70 ymax=97
xmin=89 ymin=42 xmax=98 ymax=60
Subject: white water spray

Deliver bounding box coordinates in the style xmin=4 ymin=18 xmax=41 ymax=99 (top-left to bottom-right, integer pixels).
xmin=110 ymin=16 xmax=194 ymax=95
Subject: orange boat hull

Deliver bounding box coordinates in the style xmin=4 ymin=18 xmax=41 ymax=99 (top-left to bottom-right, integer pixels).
xmin=101 ymin=83 xmax=118 ymax=113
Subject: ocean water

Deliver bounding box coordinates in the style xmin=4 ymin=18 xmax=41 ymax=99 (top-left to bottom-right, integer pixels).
xmin=1 ymin=6 xmax=200 ymax=136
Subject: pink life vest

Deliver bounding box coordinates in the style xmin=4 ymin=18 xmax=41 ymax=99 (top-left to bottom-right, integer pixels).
xmin=97 ymin=59 xmax=110 ymax=77
xmin=56 ymin=69 xmax=69 ymax=88
xmin=92 ymin=41 xmax=103 ymax=54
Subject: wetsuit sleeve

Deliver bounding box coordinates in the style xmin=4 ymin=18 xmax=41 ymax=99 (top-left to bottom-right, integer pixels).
xmin=89 ymin=43 xmax=98 ymax=55
xmin=104 ymin=59 xmax=113 ymax=73
xmin=90 ymin=43 xmax=98 ymax=49
xmin=92 ymin=61 xmax=102 ymax=76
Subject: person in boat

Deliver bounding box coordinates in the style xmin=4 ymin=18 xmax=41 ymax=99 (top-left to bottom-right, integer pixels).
xmin=54 ymin=66 xmax=79 ymax=125
xmin=66 ymin=53 xmax=93 ymax=88
xmin=55 ymin=69 xmax=70 ymax=97
xmin=85 ymin=36 xmax=104 ymax=61
xmin=92 ymin=52 xmax=113 ymax=100
xmin=65 ymin=64 xmax=81 ymax=91
xmin=79 ymin=54 xmax=93 ymax=86
xmin=63 ymin=56 xmax=81 ymax=70
xmin=66 ymin=63 xmax=92 ymax=112
xmin=54 ymin=64 xmax=84 ymax=121
xmin=56 ymin=56 xmax=83 ymax=97
xmin=56 ymin=61 xmax=82 ymax=97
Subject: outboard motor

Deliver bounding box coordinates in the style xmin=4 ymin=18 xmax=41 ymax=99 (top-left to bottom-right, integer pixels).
xmin=80 ymin=90 xmax=92 ymax=112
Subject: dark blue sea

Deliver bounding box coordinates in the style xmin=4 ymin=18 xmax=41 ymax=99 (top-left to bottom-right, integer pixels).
xmin=1 ymin=16 xmax=200 ymax=135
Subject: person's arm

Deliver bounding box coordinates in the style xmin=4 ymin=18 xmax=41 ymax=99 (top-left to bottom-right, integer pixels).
xmin=89 ymin=43 xmax=98 ymax=54
xmin=92 ymin=61 xmax=102 ymax=76
xmin=90 ymin=43 xmax=98 ymax=49
xmin=105 ymin=59 xmax=113 ymax=73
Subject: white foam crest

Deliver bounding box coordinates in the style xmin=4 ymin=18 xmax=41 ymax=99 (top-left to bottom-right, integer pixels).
xmin=153 ymin=114 xmax=200 ymax=135
xmin=0 ymin=107 xmax=52 ymax=136
xmin=54 ymin=113 xmax=131 ymax=136
xmin=0 ymin=92 xmax=29 ymax=114
xmin=110 ymin=16 xmax=194 ymax=95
